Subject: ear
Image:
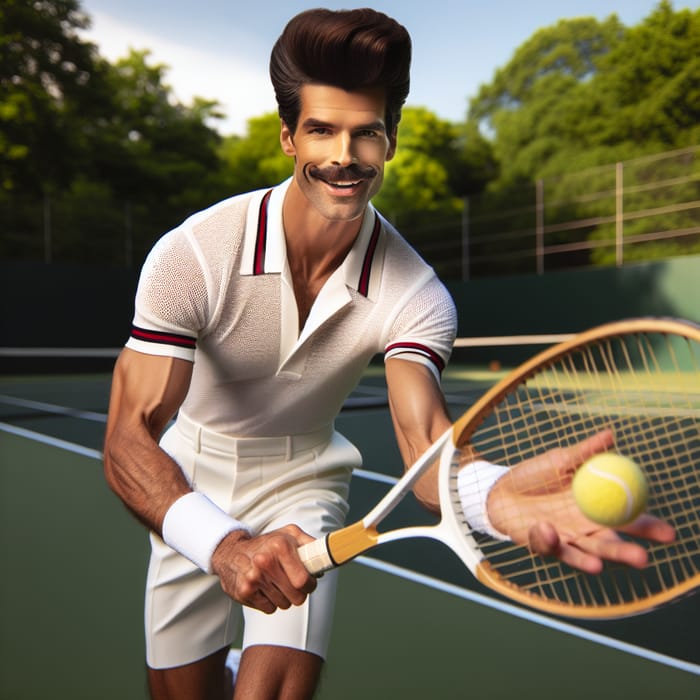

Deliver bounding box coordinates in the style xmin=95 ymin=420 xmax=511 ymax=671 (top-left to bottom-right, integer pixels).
xmin=386 ymin=127 xmax=398 ymax=162
xmin=280 ymin=120 xmax=296 ymax=157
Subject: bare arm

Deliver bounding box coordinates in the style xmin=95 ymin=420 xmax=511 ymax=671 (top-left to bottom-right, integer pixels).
xmin=103 ymin=347 xmax=315 ymax=612
xmin=104 ymin=347 xmax=195 ymax=533
xmin=385 ymin=358 xmax=452 ymax=513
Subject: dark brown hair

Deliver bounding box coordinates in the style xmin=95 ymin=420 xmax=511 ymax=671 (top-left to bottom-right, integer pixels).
xmin=269 ymin=8 xmax=411 ymax=134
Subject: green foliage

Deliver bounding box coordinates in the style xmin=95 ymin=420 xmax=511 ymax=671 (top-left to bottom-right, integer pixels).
xmin=470 ymin=1 xmax=700 ymax=186
xmin=1 ymin=0 xmax=697 ymax=275
xmin=0 ymin=0 xmax=99 ymax=192
xmin=218 ymin=112 xmax=293 ymax=194
xmin=463 ymin=1 xmax=700 ymax=275
xmin=374 ymin=107 xmax=463 ymax=216
xmin=91 ymin=49 xmax=224 ymax=208
xmin=469 ymin=15 xmax=626 ymax=184
xmin=580 ymin=1 xmax=700 ymax=152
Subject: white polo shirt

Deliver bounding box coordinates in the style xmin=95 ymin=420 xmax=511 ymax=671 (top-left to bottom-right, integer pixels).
xmin=126 ymin=179 xmax=457 ymax=437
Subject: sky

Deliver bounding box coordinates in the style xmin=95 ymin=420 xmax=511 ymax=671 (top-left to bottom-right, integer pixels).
xmin=79 ymin=0 xmax=699 ymax=136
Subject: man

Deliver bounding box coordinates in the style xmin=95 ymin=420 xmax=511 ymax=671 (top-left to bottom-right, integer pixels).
xmin=104 ymin=8 xmax=674 ymax=700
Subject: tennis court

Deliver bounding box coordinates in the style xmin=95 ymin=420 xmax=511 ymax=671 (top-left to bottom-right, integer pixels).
xmin=1 ymin=358 xmax=699 ymax=699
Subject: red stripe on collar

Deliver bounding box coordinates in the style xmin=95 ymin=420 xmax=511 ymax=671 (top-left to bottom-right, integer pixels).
xmin=253 ymin=190 xmax=273 ymax=275
xmin=358 ymin=214 xmax=381 ymax=297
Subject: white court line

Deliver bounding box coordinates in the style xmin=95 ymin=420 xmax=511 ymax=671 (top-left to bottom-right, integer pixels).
xmin=1 ymin=420 xmax=698 ymax=677
xmin=356 ymin=556 xmax=700 ymax=677
xmin=0 ymin=421 xmax=103 ymax=460
xmin=0 ymin=395 xmax=108 ymax=422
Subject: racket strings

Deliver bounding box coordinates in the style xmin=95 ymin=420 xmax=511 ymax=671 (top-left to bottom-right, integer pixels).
xmin=449 ymin=330 xmax=700 ymax=614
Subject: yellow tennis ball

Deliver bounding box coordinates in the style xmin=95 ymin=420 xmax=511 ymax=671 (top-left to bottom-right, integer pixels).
xmin=572 ymin=453 xmax=649 ymax=527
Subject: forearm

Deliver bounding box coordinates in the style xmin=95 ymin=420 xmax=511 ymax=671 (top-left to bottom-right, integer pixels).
xmin=104 ymin=422 xmax=191 ymax=534
xmin=386 ymin=359 xmax=451 ymax=514
xmin=103 ymin=349 xmax=194 ymax=534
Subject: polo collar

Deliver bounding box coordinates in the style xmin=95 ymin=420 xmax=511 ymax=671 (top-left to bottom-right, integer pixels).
xmin=240 ymin=178 xmax=385 ymax=301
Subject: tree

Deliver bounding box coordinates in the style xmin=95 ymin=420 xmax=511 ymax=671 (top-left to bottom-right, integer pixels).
xmin=373 ymin=107 xmax=463 ymax=217
xmin=218 ymin=112 xmax=293 ymax=195
xmin=90 ymin=49 xmax=224 ymax=208
xmin=0 ymin=0 xmax=100 ymax=193
xmin=461 ymin=2 xmax=700 ymax=276
xmin=468 ymin=14 xmax=625 ymax=185
xmin=468 ymin=2 xmax=700 ymax=184
xmin=579 ymin=1 xmax=700 ymax=154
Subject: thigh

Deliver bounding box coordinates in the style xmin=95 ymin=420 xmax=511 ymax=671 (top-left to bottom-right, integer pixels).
xmin=242 ymin=566 xmax=339 ymax=658
xmin=145 ymin=532 xmax=243 ymax=669
xmin=240 ymin=437 xmax=353 ymax=659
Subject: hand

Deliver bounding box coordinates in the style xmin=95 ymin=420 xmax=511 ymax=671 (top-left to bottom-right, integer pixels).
xmin=211 ymin=525 xmax=318 ymax=613
xmin=486 ymin=429 xmax=676 ymax=574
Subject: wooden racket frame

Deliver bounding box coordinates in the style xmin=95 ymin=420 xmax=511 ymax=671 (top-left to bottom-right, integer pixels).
xmin=303 ymin=318 xmax=700 ymax=618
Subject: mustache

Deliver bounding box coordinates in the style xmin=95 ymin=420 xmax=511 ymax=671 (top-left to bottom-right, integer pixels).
xmin=306 ymin=163 xmax=378 ymax=182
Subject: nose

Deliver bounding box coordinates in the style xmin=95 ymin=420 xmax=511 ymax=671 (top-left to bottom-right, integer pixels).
xmin=331 ymin=133 xmax=355 ymax=167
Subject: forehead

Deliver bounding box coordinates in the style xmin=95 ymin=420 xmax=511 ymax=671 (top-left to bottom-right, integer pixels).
xmin=298 ymin=84 xmax=387 ymax=125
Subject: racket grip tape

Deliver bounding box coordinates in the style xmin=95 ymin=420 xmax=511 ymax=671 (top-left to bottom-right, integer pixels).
xmin=298 ymin=537 xmax=335 ymax=576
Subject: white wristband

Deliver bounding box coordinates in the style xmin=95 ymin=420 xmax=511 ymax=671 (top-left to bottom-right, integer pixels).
xmin=457 ymin=460 xmax=510 ymax=540
xmin=162 ymin=492 xmax=252 ymax=574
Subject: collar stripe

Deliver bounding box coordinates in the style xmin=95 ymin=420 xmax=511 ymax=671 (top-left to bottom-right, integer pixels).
xmin=254 ymin=190 xmax=273 ymax=275
xmin=358 ymin=214 xmax=381 ymax=297
xmin=131 ymin=326 xmax=197 ymax=349
xmin=385 ymin=342 xmax=446 ymax=374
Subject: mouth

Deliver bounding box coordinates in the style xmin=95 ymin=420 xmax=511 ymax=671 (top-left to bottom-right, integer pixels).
xmin=306 ymin=164 xmax=377 ymax=194
xmin=323 ymin=179 xmax=364 ymax=190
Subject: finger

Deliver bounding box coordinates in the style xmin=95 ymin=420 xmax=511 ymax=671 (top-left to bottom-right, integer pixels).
xmin=620 ymin=514 xmax=676 ymax=543
xmin=528 ymin=521 xmax=604 ymax=574
xmin=253 ymin=546 xmax=315 ymax=606
xmin=527 ymin=520 xmax=560 ymax=556
xmin=573 ymin=530 xmax=649 ymax=569
xmin=278 ymin=551 xmax=318 ymax=598
xmin=572 ymin=428 xmax=616 ymax=465
xmin=252 ymin=592 xmax=277 ymax=615
xmin=556 ymin=542 xmax=605 ymax=574
xmin=281 ymin=523 xmax=317 ymax=546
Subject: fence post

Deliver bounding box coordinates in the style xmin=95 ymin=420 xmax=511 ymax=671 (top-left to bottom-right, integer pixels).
xmin=616 ymin=161 xmax=623 ymax=267
xmin=461 ymin=197 xmax=470 ymax=281
xmin=536 ymin=178 xmax=544 ymax=275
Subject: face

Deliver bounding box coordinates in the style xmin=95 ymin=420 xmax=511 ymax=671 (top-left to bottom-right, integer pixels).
xmin=280 ymin=84 xmax=397 ymax=223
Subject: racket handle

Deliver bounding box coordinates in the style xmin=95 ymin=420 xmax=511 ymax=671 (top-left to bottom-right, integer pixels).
xmin=298 ymin=537 xmax=335 ymax=576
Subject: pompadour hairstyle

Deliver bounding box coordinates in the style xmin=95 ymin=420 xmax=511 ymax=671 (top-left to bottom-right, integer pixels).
xmin=269 ymin=8 xmax=411 ymax=134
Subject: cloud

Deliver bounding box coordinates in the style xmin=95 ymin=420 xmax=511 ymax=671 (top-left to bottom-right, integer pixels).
xmin=81 ymin=11 xmax=276 ymax=135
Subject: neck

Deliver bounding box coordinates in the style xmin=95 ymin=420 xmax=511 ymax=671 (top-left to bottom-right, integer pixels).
xmin=282 ymin=179 xmax=366 ymax=329
xmin=282 ymin=179 xmax=365 ymax=279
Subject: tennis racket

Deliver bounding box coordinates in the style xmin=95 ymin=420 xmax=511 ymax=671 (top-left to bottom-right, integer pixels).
xmin=298 ymin=317 xmax=700 ymax=619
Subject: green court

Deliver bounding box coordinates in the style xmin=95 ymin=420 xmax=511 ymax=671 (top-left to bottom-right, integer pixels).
xmin=0 ymin=368 xmax=698 ymax=699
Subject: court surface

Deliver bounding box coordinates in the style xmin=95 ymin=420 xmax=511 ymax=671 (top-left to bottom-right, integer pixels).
xmin=1 ymin=366 xmax=698 ymax=699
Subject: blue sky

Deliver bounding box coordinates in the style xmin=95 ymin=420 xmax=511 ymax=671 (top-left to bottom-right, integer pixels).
xmin=79 ymin=1 xmax=698 ymax=135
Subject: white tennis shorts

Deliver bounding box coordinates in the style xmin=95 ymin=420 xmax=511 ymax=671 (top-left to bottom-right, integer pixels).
xmin=145 ymin=412 xmax=362 ymax=669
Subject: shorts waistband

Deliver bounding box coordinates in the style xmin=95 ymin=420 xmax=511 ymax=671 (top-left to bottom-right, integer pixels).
xmin=174 ymin=412 xmax=334 ymax=459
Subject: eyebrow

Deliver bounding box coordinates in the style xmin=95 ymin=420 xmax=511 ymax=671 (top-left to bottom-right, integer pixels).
xmin=301 ymin=117 xmax=387 ymax=132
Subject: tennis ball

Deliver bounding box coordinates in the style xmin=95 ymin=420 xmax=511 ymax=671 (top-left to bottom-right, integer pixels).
xmin=572 ymin=452 xmax=648 ymax=527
